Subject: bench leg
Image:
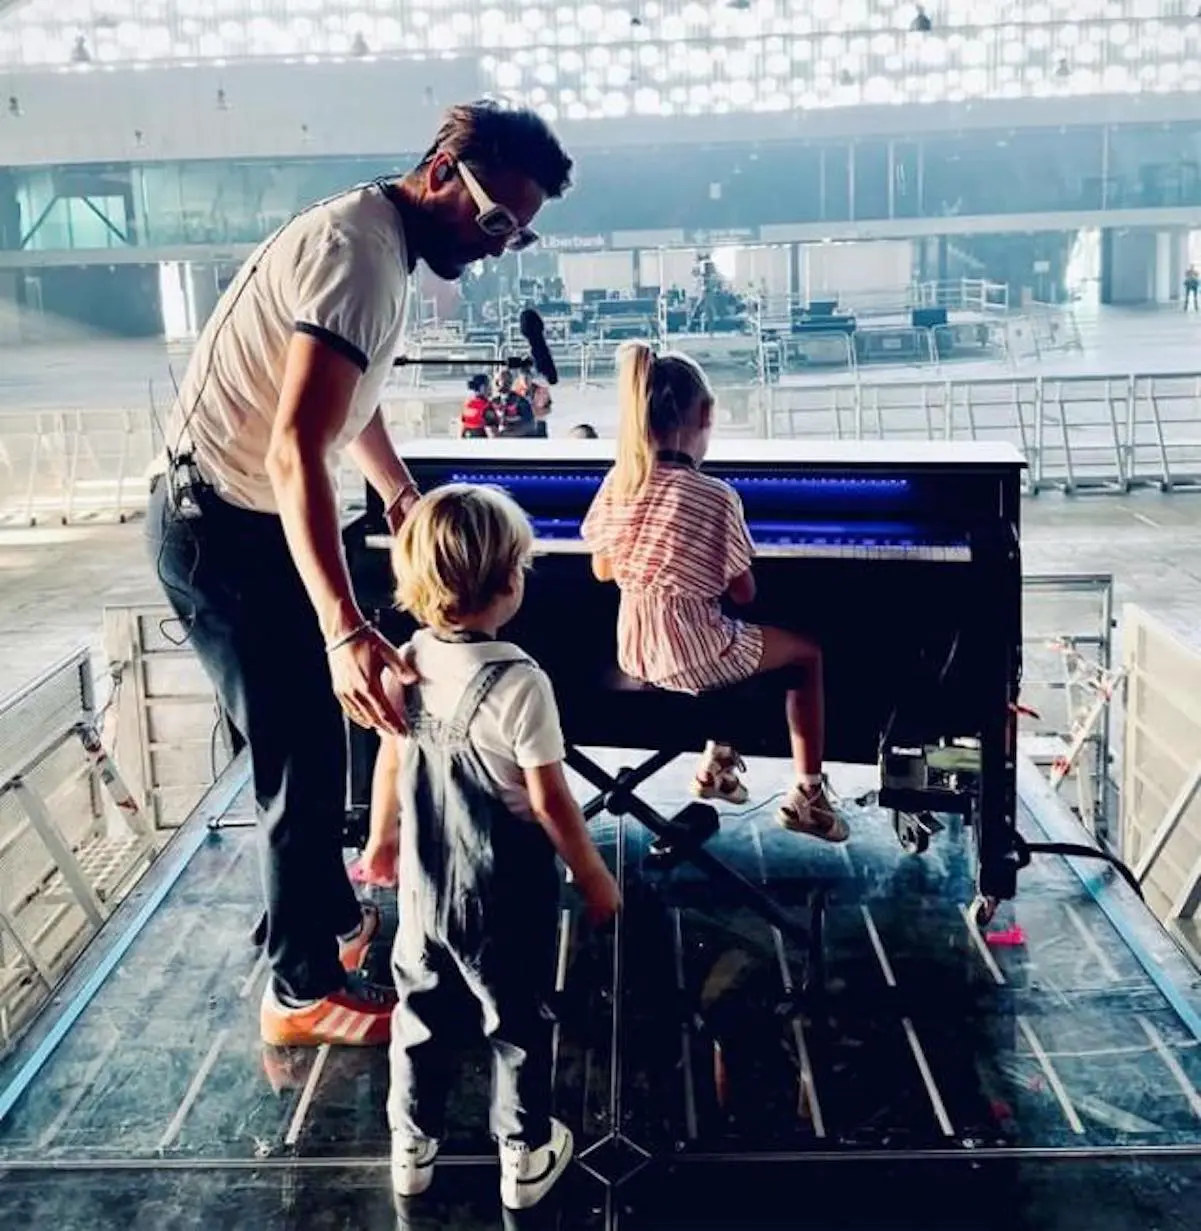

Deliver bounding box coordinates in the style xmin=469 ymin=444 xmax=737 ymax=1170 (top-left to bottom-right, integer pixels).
xmin=569 ymin=747 xmax=680 ymax=822
xmin=565 ymin=746 xmax=817 ymax=953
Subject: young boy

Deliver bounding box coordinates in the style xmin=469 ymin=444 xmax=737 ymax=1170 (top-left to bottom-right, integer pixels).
xmin=385 ymin=483 xmax=621 ymax=1212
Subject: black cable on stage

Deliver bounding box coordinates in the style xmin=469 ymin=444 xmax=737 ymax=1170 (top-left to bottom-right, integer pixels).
xmin=1014 ymin=831 xmax=1143 ymax=901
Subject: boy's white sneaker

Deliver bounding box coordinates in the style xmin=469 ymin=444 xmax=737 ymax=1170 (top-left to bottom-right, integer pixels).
xmin=391 ymin=1136 xmax=439 ymax=1198
xmin=499 ymin=1118 xmax=574 ymax=1210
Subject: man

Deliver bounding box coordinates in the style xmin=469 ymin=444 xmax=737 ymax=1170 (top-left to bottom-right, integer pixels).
xmin=147 ymin=100 xmax=573 ymax=1048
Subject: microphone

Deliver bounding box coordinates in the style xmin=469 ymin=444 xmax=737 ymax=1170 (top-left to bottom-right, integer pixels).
xmin=519 ymin=308 xmax=559 ymax=386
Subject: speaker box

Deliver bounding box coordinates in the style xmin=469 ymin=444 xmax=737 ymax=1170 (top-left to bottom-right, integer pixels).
xmin=912 ymin=306 xmax=948 ymax=329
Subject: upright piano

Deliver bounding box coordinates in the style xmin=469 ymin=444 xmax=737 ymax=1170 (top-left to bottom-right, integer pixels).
xmin=344 ymin=438 xmax=1027 ymax=913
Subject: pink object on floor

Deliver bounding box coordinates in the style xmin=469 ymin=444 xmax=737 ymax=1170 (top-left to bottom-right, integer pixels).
xmin=985 ymin=926 xmax=1027 ymax=947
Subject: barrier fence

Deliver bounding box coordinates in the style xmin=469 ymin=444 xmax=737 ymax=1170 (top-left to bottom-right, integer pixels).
xmin=763 ymin=370 xmax=1201 ymax=494
xmin=2 ymin=367 xmax=1200 ymax=524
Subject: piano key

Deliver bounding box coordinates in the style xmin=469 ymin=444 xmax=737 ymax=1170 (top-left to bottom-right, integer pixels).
xmin=366 ymin=533 xmax=972 ymax=562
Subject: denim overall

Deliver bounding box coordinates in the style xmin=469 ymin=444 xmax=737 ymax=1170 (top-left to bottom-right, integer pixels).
xmin=387 ymin=655 xmax=562 ymax=1149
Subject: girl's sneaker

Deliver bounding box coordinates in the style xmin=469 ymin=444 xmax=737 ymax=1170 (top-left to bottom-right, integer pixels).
xmin=777 ymin=781 xmax=849 ymax=843
xmin=690 ymin=742 xmax=749 ymax=805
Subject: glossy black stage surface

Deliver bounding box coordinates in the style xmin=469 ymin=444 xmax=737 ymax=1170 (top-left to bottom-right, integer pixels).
xmin=3 ymin=756 xmax=1201 ymax=1229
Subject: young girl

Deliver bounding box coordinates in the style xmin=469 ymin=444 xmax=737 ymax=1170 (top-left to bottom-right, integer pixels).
xmin=580 ymin=341 xmax=845 ymax=841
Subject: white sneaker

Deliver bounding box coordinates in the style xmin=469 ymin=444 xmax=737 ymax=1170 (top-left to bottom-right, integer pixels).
xmin=391 ymin=1136 xmax=439 ymax=1198
xmin=499 ymin=1118 xmax=574 ymax=1211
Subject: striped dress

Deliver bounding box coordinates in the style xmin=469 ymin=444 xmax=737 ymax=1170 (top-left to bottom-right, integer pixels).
xmin=581 ymin=462 xmax=764 ymax=694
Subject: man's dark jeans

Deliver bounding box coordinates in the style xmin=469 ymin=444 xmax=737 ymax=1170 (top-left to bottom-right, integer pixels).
xmin=146 ymin=476 xmax=360 ymax=1001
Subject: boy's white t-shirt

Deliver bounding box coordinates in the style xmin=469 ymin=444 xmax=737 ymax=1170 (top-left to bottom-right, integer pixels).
xmin=404 ymin=629 xmax=566 ymax=821
xmin=159 ymin=182 xmax=410 ymax=514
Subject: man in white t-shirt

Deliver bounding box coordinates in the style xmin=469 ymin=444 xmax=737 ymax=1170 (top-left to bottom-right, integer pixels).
xmin=146 ymin=100 xmax=574 ymax=1048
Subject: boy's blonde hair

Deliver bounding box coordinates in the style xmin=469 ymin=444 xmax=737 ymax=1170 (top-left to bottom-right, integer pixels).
xmin=613 ymin=340 xmax=714 ymax=500
xmin=392 ymin=483 xmax=533 ymax=632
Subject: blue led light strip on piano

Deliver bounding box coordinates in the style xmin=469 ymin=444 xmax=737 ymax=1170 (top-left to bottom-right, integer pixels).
xmin=450 ymin=472 xmax=910 ymax=497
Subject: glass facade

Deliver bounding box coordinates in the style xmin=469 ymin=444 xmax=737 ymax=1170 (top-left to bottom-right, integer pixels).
xmin=0 ymin=3 xmax=1200 ymax=118
xmin=3 ymin=123 xmax=1200 ymax=253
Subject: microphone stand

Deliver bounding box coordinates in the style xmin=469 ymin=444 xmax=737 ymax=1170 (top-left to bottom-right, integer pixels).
xmin=392 ymin=354 xmax=536 ymax=372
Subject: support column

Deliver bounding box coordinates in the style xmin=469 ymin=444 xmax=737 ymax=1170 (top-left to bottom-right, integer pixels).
xmin=1100 ymin=227 xmax=1158 ymax=305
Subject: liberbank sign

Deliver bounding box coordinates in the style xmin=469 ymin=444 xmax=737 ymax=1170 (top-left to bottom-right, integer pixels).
xmin=538 ymin=234 xmax=610 ymax=252
xmin=536 ymin=228 xmax=765 ymax=253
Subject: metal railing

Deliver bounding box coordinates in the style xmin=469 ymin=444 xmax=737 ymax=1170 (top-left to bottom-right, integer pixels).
xmin=1118 ymin=603 xmax=1201 ymax=971
xmin=0 ymin=407 xmax=160 ymax=527
xmin=1019 ymin=575 xmax=1116 ymax=842
xmin=101 ymin=606 xmax=239 ymax=832
xmin=3 ymin=366 xmax=1201 ymax=525
xmin=0 ymin=649 xmax=158 ymax=1056
xmin=765 ymin=369 xmax=1201 ymax=494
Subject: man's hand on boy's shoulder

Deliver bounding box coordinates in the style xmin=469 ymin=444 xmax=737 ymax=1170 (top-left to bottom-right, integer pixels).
xmin=330 ymin=630 xmax=420 ymax=736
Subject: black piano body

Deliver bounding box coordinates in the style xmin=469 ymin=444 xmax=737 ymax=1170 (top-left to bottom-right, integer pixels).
xmin=344 ymin=437 xmax=1026 ymax=909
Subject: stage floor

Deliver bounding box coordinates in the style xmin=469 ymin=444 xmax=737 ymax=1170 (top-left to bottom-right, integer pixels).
xmin=2 ymin=754 xmax=1201 ymax=1229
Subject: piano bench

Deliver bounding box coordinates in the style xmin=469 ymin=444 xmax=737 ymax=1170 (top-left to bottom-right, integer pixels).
xmin=592 ymin=665 xmax=803 ymax=757
xmin=604 ymin=667 xmax=660 ymax=694
xmin=563 ymin=728 xmax=825 ymax=964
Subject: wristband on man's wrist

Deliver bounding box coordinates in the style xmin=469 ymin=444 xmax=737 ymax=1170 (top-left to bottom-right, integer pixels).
xmin=384 ymin=481 xmax=418 ymax=517
xmin=325 ymin=621 xmax=371 ymax=654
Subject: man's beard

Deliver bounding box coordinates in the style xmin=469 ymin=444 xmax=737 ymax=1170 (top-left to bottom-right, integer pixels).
xmin=419 ymin=233 xmax=469 ymax=282
xmin=423 ymin=251 xmax=466 ymax=282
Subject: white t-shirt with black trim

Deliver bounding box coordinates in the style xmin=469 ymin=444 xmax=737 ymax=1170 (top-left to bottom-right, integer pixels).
xmin=162 ymin=183 xmax=410 ymax=514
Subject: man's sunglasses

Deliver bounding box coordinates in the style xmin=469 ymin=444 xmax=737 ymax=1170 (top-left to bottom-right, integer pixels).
xmin=456 ymin=162 xmax=538 ymax=252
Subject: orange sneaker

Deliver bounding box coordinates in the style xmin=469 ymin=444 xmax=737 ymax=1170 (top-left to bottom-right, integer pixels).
xmin=338 ymin=902 xmax=381 ymax=974
xmin=260 ymin=975 xmax=395 ymax=1047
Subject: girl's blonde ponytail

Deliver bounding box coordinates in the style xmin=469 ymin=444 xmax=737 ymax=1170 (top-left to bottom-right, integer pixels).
xmin=612 ymin=340 xmax=656 ymax=500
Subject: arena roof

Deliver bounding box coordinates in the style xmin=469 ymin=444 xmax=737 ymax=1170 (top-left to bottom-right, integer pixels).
xmin=1 ymin=2 xmax=1199 ymax=117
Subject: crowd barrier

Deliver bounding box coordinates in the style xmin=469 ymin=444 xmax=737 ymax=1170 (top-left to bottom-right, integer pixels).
xmin=764 ymin=370 xmax=1201 ymax=494
xmin=2 ymin=367 xmax=1199 ymax=524
xmin=0 ymin=407 xmax=161 ymax=526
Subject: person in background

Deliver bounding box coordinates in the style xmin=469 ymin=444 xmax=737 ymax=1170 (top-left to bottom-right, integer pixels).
xmin=581 ymin=341 xmax=844 ymax=840
xmin=459 ymin=372 xmax=498 ymax=438
xmin=1185 ymin=264 xmax=1199 ymax=312
xmin=494 ymin=368 xmax=538 ymax=436
xmin=569 ymin=424 xmax=598 ymax=439
xmin=147 ymin=98 xmax=574 ymax=1049
xmin=385 ymin=484 xmax=620 ymax=1210
xmin=529 ymin=378 xmax=553 ymax=427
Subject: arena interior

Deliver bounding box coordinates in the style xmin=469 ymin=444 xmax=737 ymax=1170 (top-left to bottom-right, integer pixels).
xmin=4 ymin=2 xmax=1201 ymax=1228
